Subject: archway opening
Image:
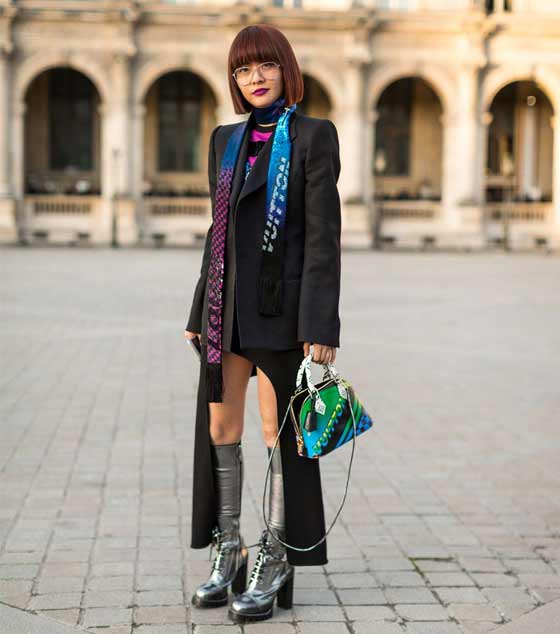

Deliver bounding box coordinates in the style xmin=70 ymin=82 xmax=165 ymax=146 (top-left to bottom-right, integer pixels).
xmin=300 ymin=75 xmax=332 ymax=119
xmin=373 ymin=77 xmax=443 ymax=203
xmin=486 ymin=81 xmax=553 ymax=205
xmin=24 ymin=67 xmax=101 ymax=196
xmin=143 ymin=70 xmax=217 ymax=198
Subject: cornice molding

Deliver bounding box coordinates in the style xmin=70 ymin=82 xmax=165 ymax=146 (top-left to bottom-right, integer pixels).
xmin=13 ymin=0 xmax=140 ymax=24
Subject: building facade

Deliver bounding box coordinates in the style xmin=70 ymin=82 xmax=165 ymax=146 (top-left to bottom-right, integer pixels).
xmin=1 ymin=0 xmax=560 ymax=250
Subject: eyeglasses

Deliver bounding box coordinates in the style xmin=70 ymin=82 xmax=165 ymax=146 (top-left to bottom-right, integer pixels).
xmin=232 ymin=61 xmax=281 ymax=86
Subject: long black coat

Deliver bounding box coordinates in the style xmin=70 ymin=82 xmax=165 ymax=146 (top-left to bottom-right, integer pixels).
xmin=186 ymin=110 xmax=342 ymax=566
xmin=185 ymin=109 xmax=341 ymax=351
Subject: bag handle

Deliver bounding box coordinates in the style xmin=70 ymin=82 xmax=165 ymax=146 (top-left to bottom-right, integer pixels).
xmin=296 ymin=352 xmax=341 ymax=391
xmin=296 ymin=353 xmax=345 ymax=415
xmin=261 ymin=350 xmax=357 ymax=552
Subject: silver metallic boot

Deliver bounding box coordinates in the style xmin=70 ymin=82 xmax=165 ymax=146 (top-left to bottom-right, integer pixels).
xmin=228 ymin=447 xmax=294 ymax=622
xmin=191 ymin=442 xmax=248 ymax=608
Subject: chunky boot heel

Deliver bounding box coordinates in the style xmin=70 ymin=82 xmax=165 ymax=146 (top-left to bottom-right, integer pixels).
xmin=231 ymin=553 xmax=248 ymax=595
xmin=277 ymin=569 xmax=294 ymax=609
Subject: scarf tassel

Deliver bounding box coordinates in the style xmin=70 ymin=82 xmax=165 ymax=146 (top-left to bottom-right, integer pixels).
xmin=258 ymin=276 xmax=283 ymax=316
xmin=206 ymin=362 xmax=224 ymax=403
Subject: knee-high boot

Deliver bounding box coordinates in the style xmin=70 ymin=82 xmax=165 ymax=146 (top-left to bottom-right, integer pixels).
xmin=228 ymin=445 xmax=294 ymax=623
xmin=191 ymin=441 xmax=248 ymax=608
xmin=266 ymin=446 xmax=288 ymax=554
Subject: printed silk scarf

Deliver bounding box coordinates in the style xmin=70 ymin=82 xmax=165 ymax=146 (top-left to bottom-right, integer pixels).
xmin=206 ymin=97 xmax=297 ymax=403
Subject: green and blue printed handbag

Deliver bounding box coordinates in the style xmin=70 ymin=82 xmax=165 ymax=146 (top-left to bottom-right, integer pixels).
xmin=262 ymin=350 xmax=375 ymax=552
xmin=290 ymin=354 xmax=373 ymax=459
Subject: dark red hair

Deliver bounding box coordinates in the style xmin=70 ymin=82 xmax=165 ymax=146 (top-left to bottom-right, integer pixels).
xmin=228 ymin=24 xmax=304 ymax=115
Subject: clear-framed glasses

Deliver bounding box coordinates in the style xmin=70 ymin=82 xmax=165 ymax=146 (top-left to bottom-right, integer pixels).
xmin=232 ymin=61 xmax=281 ymax=86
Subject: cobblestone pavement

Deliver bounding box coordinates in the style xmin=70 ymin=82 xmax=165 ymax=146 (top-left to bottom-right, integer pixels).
xmin=1 ymin=247 xmax=559 ymax=634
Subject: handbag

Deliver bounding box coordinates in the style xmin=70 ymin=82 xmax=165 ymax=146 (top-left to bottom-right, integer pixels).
xmin=262 ymin=349 xmax=374 ymax=552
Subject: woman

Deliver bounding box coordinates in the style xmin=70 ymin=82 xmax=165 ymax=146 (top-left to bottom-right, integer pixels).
xmin=184 ymin=23 xmax=341 ymax=623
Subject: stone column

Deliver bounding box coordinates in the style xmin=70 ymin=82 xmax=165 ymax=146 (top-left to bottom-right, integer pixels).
xmin=12 ymin=100 xmax=26 ymax=200
xmin=365 ymin=108 xmax=378 ymax=245
xmin=476 ymin=111 xmax=493 ymax=207
xmin=455 ymin=66 xmax=479 ymax=204
xmin=99 ymin=53 xmax=134 ymax=244
xmin=0 ymin=48 xmax=17 ymax=242
xmin=102 ymin=53 xmax=131 ymax=199
xmin=519 ymin=96 xmax=538 ymax=197
xmin=11 ymin=100 xmax=27 ymax=240
xmin=552 ymin=115 xmax=560 ymax=231
xmin=0 ymin=49 xmax=10 ymax=197
xmin=478 ymin=110 xmax=494 ymax=242
xmin=364 ymin=108 xmax=377 ymax=210
xmin=335 ymin=59 xmax=364 ymax=203
xmin=97 ymin=102 xmax=111 ymax=242
xmin=440 ymin=110 xmax=461 ymax=230
xmin=440 ymin=65 xmax=479 ymax=233
xmin=131 ymin=102 xmax=146 ymax=240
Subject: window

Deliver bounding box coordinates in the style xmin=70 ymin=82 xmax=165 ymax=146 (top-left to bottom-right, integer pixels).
xmin=48 ymin=68 xmax=94 ymax=170
xmin=158 ymin=71 xmax=202 ymax=172
xmin=375 ymin=79 xmax=412 ymax=176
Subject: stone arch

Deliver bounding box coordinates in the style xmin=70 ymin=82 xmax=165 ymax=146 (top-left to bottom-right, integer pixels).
xmin=135 ymin=57 xmax=223 ymax=109
xmin=14 ymin=50 xmax=110 ymax=105
xmin=371 ymin=73 xmax=445 ymax=203
xmin=482 ymin=66 xmax=560 ymax=114
xmin=368 ymin=63 xmax=455 ymax=116
xmin=298 ymin=61 xmax=342 ymax=115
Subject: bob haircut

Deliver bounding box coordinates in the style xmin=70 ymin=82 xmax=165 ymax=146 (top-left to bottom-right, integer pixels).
xmin=228 ymin=24 xmax=304 ymax=115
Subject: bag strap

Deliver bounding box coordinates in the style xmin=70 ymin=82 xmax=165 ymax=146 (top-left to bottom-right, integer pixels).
xmin=261 ymin=353 xmax=357 ymax=553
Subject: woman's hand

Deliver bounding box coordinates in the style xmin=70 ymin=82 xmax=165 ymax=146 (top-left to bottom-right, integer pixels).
xmin=184 ymin=329 xmax=201 ymax=342
xmin=303 ymin=342 xmax=336 ymax=365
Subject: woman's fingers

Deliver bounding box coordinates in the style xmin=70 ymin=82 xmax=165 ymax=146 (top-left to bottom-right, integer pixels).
xmin=312 ymin=344 xmax=333 ymax=365
xmin=303 ymin=342 xmax=337 ymax=365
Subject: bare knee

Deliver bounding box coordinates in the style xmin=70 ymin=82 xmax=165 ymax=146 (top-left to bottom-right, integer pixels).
xmin=209 ymin=416 xmax=243 ymax=444
xmin=260 ymin=411 xmax=279 ymax=448
xmin=208 ymin=399 xmax=244 ymax=443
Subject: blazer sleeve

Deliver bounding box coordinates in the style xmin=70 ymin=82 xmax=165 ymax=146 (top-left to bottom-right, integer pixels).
xmin=297 ymin=119 xmax=342 ymax=348
xmin=185 ymin=124 xmax=221 ymax=332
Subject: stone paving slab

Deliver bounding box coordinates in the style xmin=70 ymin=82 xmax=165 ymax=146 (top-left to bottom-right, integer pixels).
xmin=488 ymin=598 xmax=560 ymax=633
xmin=0 ymin=601 xmax=87 ymax=633
xmin=1 ymin=247 xmax=560 ymax=634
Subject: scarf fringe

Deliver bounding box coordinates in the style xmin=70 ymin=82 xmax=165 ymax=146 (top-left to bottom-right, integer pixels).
xmin=258 ymin=277 xmax=283 ymax=316
xmin=206 ymin=363 xmax=224 ymax=403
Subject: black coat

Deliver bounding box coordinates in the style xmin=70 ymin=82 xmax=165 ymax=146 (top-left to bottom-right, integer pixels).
xmin=185 ymin=109 xmax=342 ymax=351
xmin=186 ymin=111 xmax=342 ymax=566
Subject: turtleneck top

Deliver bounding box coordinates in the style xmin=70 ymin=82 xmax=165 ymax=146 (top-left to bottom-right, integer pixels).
xmin=244 ymin=121 xmax=276 ymax=180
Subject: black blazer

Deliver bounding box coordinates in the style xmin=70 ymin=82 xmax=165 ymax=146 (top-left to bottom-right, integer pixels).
xmin=186 ymin=109 xmax=341 ymax=350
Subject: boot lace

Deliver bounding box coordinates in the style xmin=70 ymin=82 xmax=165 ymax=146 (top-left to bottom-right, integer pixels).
xmin=208 ymin=526 xmax=226 ymax=574
xmin=248 ymin=530 xmax=283 ymax=586
xmin=208 ymin=526 xmax=242 ymax=575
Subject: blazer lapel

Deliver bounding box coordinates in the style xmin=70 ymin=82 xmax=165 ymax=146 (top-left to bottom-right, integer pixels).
xmin=228 ymin=122 xmax=250 ymax=215
xmin=234 ymin=109 xmax=299 ymax=211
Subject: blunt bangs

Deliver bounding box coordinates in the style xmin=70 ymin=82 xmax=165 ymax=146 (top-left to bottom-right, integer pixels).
xmin=229 ymin=27 xmax=281 ymax=71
